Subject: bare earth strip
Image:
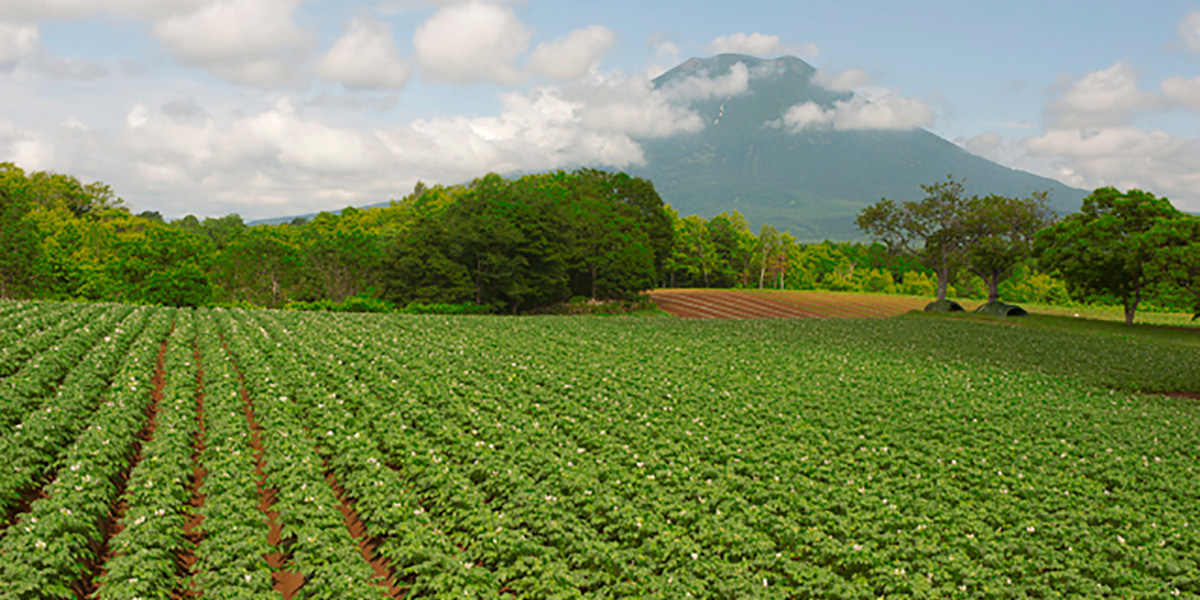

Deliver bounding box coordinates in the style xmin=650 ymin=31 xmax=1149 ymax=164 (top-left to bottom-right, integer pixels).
xmin=649 ymin=289 xmax=828 ymax=319
xmin=650 ymin=289 xmax=928 ymax=320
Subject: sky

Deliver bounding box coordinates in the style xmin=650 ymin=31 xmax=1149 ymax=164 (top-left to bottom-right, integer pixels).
xmin=1 ymin=0 xmax=1199 ymax=219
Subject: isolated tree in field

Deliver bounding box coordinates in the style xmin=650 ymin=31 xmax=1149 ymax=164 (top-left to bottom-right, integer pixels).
xmin=856 ymin=176 xmax=972 ymax=302
xmin=965 ymin=191 xmax=1055 ymax=303
xmin=1035 ymin=187 xmax=1186 ymax=325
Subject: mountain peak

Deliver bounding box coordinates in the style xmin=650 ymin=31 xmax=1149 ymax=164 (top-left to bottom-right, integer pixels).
xmin=654 ymin=54 xmax=816 ymax=88
xmin=630 ymin=56 xmax=1085 ymax=240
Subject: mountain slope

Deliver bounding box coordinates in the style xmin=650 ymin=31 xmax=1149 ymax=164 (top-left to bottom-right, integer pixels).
xmin=631 ymin=54 xmax=1085 ymax=240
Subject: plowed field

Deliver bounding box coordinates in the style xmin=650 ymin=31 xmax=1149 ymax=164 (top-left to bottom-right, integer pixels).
xmin=650 ymin=289 xmax=929 ymax=319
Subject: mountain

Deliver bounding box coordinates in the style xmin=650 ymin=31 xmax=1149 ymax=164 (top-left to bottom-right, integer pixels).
xmin=253 ymin=54 xmax=1086 ymax=237
xmin=628 ymin=54 xmax=1086 ymax=241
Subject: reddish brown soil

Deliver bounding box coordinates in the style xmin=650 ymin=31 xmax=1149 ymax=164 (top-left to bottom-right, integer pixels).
xmin=243 ymin=389 xmax=305 ymax=600
xmin=650 ymin=289 xmax=926 ymax=319
xmin=649 ymin=289 xmax=826 ymax=319
xmin=178 ymin=347 xmax=206 ymax=598
xmin=219 ymin=334 xmax=306 ymax=599
xmin=77 ymin=336 xmax=169 ymax=599
xmin=324 ymin=464 xmax=404 ymax=598
xmin=1159 ymin=391 xmax=1200 ymax=400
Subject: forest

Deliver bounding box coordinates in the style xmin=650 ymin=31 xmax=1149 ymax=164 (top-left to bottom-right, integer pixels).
xmin=0 ymin=162 xmax=1194 ymax=317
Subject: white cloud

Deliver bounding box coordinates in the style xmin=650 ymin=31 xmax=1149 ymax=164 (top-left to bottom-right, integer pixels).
xmin=812 ymin=67 xmax=872 ymax=92
xmin=0 ymin=117 xmax=59 ymax=172
xmin=570 ymin=74 xmax=705 ymax=138
xmin=1046 ymin=62 xmax=1159 ymax=128
xmin=8 ymin=65 xmax=718 ymax=219
xmin=645 ymin=39 xmax=681 ymax=80
xmin=706 ymin=32 xmax=818 ymax=58
xmin=528 ymin=25 xmax=616 ymax=81
xmin=413 ymin=0 xmax=530 ymax=85
xmin=150 ymin=0 xmax=313 ymax=87
xmin=0 ymin=21 xmax=40 ymax=67
xmin=660 ymin=62 xmax=751 ymax=101
xmin=375 ymin=0 xmax=522 ymax=12
xmin=0 ymin=0 xmax=209 ymax=20
xmin=1022 ymin=127 xmax=1200 ymax=206
xmin=1162 ymin=75 xmax=1200 ymax=112
xmin=776 ymin=92 xmax=934 ymax=132
xmin=316 ymin=17 xmax=411 ymax=90
xmin=1179 ymin=11 xmax=1200 ymax=54
xmin=775 ymin=101 xmax=832 ymax=130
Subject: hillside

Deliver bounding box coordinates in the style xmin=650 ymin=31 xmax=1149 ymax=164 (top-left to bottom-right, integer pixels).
xmin=631 ymin=54 xmax=1086 ymax=240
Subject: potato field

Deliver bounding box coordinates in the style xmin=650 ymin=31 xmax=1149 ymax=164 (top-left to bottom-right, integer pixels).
xmin=0 ymin=300 xmax=1197 ymax=599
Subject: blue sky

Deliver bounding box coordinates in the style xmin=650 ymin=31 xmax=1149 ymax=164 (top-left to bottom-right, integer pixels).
xmin=1 ymin=0 xmax=1198 ymax=219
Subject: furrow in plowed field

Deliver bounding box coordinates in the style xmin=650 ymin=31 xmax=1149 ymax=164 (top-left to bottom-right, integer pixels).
xmin=648 ymin=289 xmax=827 ymax=319
xmin=650 ymin=289 xmax=929 ymax=319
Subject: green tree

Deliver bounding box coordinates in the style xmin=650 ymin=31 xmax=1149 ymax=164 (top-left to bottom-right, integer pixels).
xmin=447 ymin=173 xmax=569 ymax=312
xmin=1145 ymin=216 xmax=1200 ymax=319
xmin=381 ymin=188 xmax=474 ymax=306
xmin=856 ymin=176 xmax=973 ymax=302
xmin=562 ymin=170 xmax=657 ymax=299
xmin=301 ymin=209 xmax=385 ymax=301
xmin=965 ymin=191 xmax=1055 ymax=303
xmin=754 ymin=223 xmax=781 ymax=289
xmin=0 ymin=178 xmax=43 ymax=298
xmin=1035 ymin=187 xmax=1185 ymax=325
xmin=212 ymin=226 xmax=305 ymax=307
xmin=670 ymin=215 xmax=718 ymax=287
xmin=139 ymin=263 xmax=212 ymax=307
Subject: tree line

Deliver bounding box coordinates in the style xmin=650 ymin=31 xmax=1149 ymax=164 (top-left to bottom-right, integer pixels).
xmin=856 ymin=176 xmax=1200 ymax=324
xmin=1 ymin=162 xmax=1196 ymax=321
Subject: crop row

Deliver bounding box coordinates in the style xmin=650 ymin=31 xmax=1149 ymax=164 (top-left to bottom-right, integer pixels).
xmin=0 ymin=305 xmax=159 ymax=519
xmin=1 ymin=305 xmax=1197 ymax=599
xmin=0 ymin=308 xmax=173 ymax=598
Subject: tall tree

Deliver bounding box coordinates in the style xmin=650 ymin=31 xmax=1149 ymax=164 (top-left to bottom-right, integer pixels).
xmin=1035 ymin=187 xmax=1185 ymax=325
xmin=965 ymin=191 xmax=1055 ymax=303
xmin=447 ymin=173 xmax=569 ymax=312
xmin=755 ymin=223 xmax=781 ymax=289
xmin=0 ymin=181 xmax=43 ymax=298
xmin=856 ymin=176 xmax=973 ymax=302
xmin=671 ymin=215 xmax=718 ymax=287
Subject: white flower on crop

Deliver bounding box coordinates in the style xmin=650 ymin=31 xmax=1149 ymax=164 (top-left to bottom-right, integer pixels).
xmin=34 ymin=539 xmax=46 ymax=550
xmin=1026 ymin=526 xmax=1035 ymax=534
xmin=1117 ymin=535 xmax=1126 ymax=544
xmin=59 ymin=508 xmax=71 ymax=516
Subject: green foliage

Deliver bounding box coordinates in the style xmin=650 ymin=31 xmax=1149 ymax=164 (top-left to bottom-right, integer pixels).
xmin=2 ymin=303 xmax=1199 ymax=597
xmin=898 ymin=271 xmax=937 ymax=296
xmin=1036 ymin=187 xmax=1187 ymax=324
xmin=284 ymin=292 xmax=396 ymax=313
xmin=964 ymin=191 xmax=1055 ymax=302
xmin=0 ymin=175 xmax=44 ymax=298
xmin=399 ymin=301 xmax=492 ymax=315
xmin=138 ymin=263 xmax=212 ymax=307
xmin=999 ymin=263 xmax=1070 ymax=305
